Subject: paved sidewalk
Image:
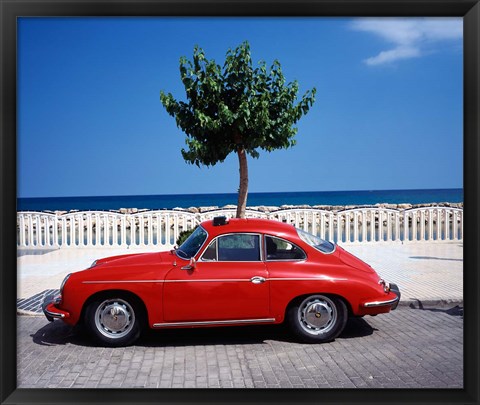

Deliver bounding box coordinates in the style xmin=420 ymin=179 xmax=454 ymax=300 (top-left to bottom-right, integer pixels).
xmin=17 ymin=241 xmax=463 ymax=314
xmin=342 ymin=241 xmax=463 ymax=306
xmin=17 ymin=306 xmax=463 ymax=388
xmin=17 ymin=247 xmax=152 ymax=313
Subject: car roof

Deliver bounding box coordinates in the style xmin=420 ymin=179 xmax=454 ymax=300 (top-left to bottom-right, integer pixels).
xmin=201 ymin=217 xmax=299 ymax=239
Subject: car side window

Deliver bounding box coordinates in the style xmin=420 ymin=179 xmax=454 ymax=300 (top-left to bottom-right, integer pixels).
xmin=202 ymin=239 xmax=217 ymax=261
xmin=265 ymin=236 xmax=306 ymax=261
xmin=210 ymin=234 xmax=260 ymax=262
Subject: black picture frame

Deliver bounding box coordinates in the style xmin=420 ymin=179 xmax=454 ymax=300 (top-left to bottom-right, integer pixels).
xmin=1 ymin=1 xmax=478 ymax=404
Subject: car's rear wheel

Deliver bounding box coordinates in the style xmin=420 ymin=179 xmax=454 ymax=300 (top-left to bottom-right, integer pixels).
xmin=85 ymin=296 xmax=143 ymax=347
xmin=287 ymin=294 xmax=347 ymax=343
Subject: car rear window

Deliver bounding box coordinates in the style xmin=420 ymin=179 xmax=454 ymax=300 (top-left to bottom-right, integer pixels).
xmin=296 ymin=228 xmax=335 ymax=254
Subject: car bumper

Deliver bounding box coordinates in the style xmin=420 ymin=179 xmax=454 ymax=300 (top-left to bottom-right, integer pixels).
xmin=363 ymin=283 xmax=401 ymax=310
xmin=42 ymin=294 xmax=71 ymax=322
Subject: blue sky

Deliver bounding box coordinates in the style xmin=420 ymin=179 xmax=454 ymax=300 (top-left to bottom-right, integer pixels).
xmin=17 ymin=17 xmax=463 ymax=198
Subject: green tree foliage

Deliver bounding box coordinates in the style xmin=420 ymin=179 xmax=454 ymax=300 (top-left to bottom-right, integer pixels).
xmin=176 ymin=227 xmax=196 ymax=247
xmin=160 ymin=41 xmax=316 ymax=218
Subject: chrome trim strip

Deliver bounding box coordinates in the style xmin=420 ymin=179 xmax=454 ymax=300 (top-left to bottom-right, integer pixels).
xmin=153 ymin=318 xmax=276 ymax=328
xmin=268 ymin=277 xmax=347 ymax=281
xmin=82 ymin=276 xmax=344 ymax=284
xmin=165 ymin=278 xmax=251 ymax=283
xmin=82 ymin=279 xmax=255 ymax=284
xmin=363 ymin=296 xmax=400 ymax=307
xmin=82 ymin=280 xmax=164 ymax=284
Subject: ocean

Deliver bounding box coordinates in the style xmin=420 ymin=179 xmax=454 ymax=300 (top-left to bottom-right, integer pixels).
xmin=17 ymin=188 xmax=463 ymax=212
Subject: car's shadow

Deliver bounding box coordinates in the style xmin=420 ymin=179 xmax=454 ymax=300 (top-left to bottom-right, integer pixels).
xmin=31 ymin=321 xmax=95 ymax=347
xmin=31 ymin=316 xmax=375 ymax=347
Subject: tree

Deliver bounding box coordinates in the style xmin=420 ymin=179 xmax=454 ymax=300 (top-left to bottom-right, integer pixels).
xmin=160 ymin=41 xmax=316 ymax=218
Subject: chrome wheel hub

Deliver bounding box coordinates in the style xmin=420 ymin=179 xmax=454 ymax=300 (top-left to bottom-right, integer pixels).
xmin=95 ymin=299 xmax=135 ymax=339
xmin=298 ymin=295 xmax=337 ymax=335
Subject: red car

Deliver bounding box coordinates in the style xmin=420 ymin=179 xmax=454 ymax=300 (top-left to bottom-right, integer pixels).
xmin=43 ymin=217 xmax=400 ymax=346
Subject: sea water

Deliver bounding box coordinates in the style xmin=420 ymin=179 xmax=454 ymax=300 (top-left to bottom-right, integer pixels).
xmin=18 ymin=188 xmax=463 ymax=212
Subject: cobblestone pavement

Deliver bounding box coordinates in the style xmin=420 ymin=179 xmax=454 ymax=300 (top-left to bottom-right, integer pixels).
xmin=17 ymin=306 xmax=463 ymax=389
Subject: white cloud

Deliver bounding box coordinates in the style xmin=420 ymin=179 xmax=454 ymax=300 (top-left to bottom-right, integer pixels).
xmin=364 ymin=46 xmax=421 ymax=66
xmin=350 ymin=18 xmax=462 ymax=66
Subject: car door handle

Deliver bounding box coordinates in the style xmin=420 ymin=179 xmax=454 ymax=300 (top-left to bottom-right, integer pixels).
xmin=250 ymin=276 xmax=266 ymax=284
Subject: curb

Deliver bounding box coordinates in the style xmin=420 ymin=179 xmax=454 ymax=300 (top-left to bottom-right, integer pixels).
xmin=398 ymin=298 xmax=463 ymax=308
xmin=17 ymin=308 xmax=45 ymax=317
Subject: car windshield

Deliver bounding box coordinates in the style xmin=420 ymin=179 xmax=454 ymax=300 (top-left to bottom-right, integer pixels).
xmin=296 ymin=228 xmax=335 ymax=254
xmin=176 ymin=226 xmax=208 ymax=259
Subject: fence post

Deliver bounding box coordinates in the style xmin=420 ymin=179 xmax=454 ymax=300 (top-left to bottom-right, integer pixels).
xmin=16 ymin=206 xmax=464 ymax=249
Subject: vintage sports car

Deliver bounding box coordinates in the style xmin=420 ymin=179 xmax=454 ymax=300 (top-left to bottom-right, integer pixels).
xmin=43 ymin=217 xmax=400 ymax=346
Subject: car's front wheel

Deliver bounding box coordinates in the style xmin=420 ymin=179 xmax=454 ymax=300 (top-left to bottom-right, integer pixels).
xmin=287 ymin=294 xmax=348 ymax=343
xmin=85 ymin=295 xmax=143 ymax=347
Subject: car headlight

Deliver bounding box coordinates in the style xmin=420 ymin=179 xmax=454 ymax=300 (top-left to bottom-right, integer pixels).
xmin=60 ymin=273 xmax=71 ymax=294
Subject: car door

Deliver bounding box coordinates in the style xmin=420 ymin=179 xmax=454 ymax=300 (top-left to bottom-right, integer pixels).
xmin=163 ymin=233 xmax=270 ymax=323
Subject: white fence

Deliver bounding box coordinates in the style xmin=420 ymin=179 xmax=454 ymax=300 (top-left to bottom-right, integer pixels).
xmin=17 ymin=206 xmax=463 ymax=250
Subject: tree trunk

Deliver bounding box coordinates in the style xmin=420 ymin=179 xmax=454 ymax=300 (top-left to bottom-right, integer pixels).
xmin=236 ymin=146 xmax=248 ymax=218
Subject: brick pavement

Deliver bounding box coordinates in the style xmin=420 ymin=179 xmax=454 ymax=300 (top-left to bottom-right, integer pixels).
xmin=17 ymin=306 xmax=463 ymax=389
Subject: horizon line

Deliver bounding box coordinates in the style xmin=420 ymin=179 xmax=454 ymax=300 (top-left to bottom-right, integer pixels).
xmin=18 ymin=187 xmax=463 ymax=200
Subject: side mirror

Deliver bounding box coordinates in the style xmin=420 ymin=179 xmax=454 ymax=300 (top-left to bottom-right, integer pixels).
xmin=181 ymin=257 xmax=196 ymax=271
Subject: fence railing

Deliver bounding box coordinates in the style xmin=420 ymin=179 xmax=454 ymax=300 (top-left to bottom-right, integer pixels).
xmin=17 ymin=206 xmax=463 ymax=249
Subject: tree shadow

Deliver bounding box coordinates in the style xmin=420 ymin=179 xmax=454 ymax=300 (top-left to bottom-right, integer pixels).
xmin=31 ymin=316 xmax=376 ymax=347
xmin=408 ymin=300 xmax=463 ymax=317
xmin=17 ymin=248 xmax=59 ymax=257
xmin=409 ymin=256 xmax=462 ymax=262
